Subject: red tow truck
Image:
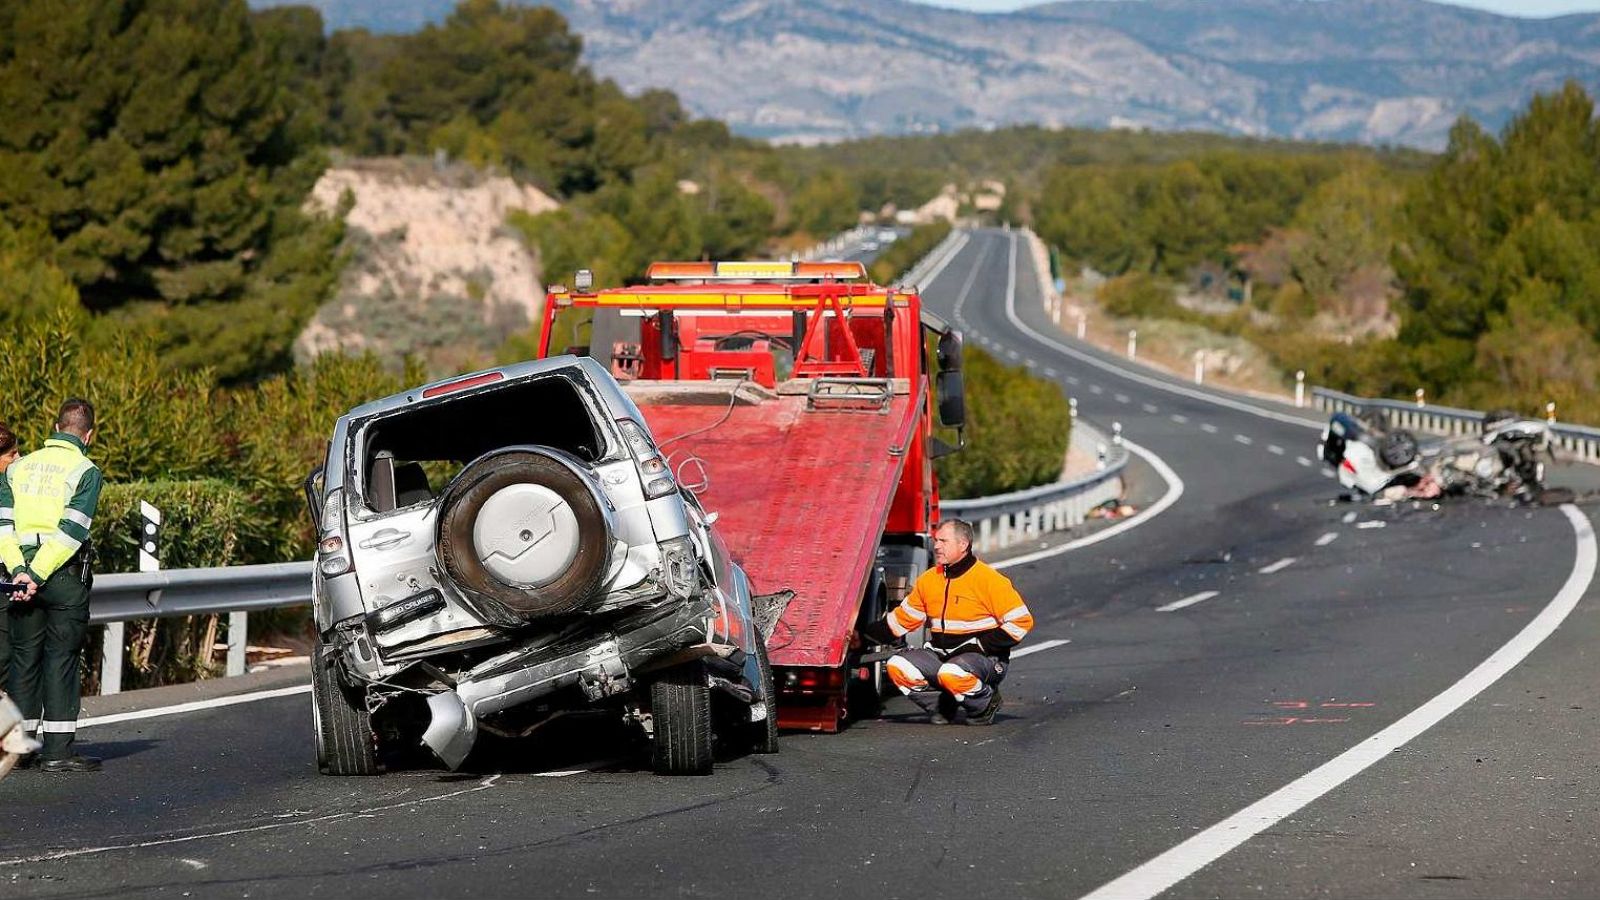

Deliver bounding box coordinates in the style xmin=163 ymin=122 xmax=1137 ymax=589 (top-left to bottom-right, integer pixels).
xmin=539 ymin=260 xmax=966 ymax=731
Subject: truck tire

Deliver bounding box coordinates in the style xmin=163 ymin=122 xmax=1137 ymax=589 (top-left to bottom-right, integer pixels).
xmin=313 ymin=643 xmax=380 ymax=776
xmin=438 ymin=450 xmax=612 ymax=623
xmin=651 ymin=664 xmax=714 ymax=776
xmin=748 ymin=638 xmax=779 ymax=755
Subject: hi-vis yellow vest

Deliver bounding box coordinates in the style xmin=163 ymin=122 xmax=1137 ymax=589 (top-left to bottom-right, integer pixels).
xmin=0 ymin=434 xmax=102 ymax=581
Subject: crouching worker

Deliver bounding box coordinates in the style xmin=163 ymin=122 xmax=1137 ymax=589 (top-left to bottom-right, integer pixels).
xmin=857 ymin=519 xmax=1033 ymax=725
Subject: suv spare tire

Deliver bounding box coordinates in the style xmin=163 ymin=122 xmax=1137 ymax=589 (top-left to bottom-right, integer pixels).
xmin=438 ymin=449 xmax=613 ymax=623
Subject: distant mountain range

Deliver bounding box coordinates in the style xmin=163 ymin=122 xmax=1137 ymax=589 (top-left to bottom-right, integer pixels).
xmin=255 ymin=0 xmax=1600 ymax=147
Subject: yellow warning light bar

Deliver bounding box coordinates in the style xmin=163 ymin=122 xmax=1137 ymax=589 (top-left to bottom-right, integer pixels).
xmin=646 ymin=261 xmax=869 ymax=282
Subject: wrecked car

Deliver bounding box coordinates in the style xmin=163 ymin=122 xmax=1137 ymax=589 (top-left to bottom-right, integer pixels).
xmin=1319 ymin=409 xmax=1555 ymax=503
xmin=304 ymin=356 xmax=776 ymax=776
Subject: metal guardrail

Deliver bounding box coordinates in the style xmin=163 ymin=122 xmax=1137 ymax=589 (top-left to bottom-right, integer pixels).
xmin=1311 ymin=387 xmax=1600 ymax=464
xmin=942 ymin=419 xmax=1128 ymax=554
xmin=90 ymin=561 xmax=313 ymax=694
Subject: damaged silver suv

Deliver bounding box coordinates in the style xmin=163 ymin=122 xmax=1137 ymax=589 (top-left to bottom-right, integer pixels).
xmin=304 ymin=356 xmax=776 ymax=776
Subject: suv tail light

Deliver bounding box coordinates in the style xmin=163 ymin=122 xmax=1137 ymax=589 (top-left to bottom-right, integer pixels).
xmin=317 ymin=488 xmax=354 ymax=577
xmin=617 ymin=419 xmax=677 ymax=499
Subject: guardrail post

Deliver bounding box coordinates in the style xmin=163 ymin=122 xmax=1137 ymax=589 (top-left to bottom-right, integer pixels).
xmin=978 ymin=518 xmax=993 ymax=553
xmin=1077 ymin=312 xmax=1087 ymax=340
xmin=1194 ymin=351 xmax=1205 ymax=385
xmin=1127 ymin=329 xmax=1137 ymax=360
xmin=1295 ymin=370 xmax=1305 ymax=408
xmin=227 ymin=611 xmax=248 ymax=677
xmin=1547 ymin=401 xmax=1557 ymax=425
xmin=1112 ymin=422 xmax=1124 ymax=447
xmin=1415 ymin=388 xmax=1425 ymax=408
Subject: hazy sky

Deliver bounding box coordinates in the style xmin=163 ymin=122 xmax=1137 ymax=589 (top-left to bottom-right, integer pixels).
xmin=918 ymin=0 xmax=1600 ymax=15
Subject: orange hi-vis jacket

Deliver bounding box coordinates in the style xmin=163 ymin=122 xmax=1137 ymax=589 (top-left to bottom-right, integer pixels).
xmin=883 ymin=555 xmax=1034 ymax=659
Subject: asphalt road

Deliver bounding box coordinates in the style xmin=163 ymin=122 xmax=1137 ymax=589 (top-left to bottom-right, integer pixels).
xmin=3 ymin=229 xmax=1597 ymax=900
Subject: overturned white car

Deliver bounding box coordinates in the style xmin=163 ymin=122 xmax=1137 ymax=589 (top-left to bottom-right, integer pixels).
xmin=305 ymin=357 xmax=775 ymax=776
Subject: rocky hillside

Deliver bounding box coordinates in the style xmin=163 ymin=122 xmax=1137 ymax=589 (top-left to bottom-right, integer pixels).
xmin=298 ymin=158 xmax=558 ymax=374
xmin=257 ymin=0 xmax=1600 ymax=148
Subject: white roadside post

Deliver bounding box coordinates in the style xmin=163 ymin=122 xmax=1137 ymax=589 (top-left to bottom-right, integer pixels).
xmin=104 ymin=502 xmax=163 ymax=695
xmin=1295 ymin=370 xmax=1306 ymax=408
xmin=1416 ymin=388 xmax=1426 ymax=408
xmin=1077 ymin=312 xmax=1087 ymax=340
xmin=1547 ymin=401 xmax=1557 ymax=425
xmin=1194 ymin=350 xmax=1205 ymax=385
xmin=1127 ymin=329 xmax=1137 ymax=360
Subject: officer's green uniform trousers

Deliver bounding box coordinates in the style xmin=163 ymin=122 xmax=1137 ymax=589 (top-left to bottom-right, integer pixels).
xmin=7 ymin=554 xmax=90 ymax=758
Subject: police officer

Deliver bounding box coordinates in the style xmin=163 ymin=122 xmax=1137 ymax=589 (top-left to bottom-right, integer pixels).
xmin=1 ymin=399 xmax=103 ymax=772
xmin=858 ymin=519 xmax=1033 ymax=725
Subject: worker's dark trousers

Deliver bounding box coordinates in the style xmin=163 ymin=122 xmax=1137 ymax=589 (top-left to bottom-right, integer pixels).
xmin=887 ymin=648 xmax=1005 ymax=716
xmin=7 ymin=568 xmax=90 ymax=759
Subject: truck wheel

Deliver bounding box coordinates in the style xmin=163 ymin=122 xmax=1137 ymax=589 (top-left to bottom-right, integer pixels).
xmin=313 ymin=643 xmax=380 ymax=776
xmin=651 ymin=664 xmax=714 ymax=776
xmin=438 ymin=450 xmax=612 ymax=622
xmin=748 ymin=638 xmax=779 ymax=755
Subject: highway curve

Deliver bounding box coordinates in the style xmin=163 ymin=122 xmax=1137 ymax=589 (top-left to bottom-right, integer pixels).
xmin=3 ymin=229 xmax=1598 ymax=899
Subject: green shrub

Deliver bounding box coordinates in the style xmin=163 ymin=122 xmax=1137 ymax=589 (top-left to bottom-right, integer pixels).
xmin=94 ymin=480 xmax=251 ymax=574
xmin=1098 ymin=273 xmax=1179 ymax=319
xmin=935 ymin=347 xmax=1072 ymax=498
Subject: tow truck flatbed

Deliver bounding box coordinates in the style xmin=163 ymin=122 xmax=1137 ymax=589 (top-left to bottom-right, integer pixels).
xmin=631 ymin=385 xmax=921 ymax=669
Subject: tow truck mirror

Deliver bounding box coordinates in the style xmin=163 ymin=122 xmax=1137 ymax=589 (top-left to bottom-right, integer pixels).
xmin=937 ymin=330 xmax=962 ymax=372
xmin=936 ymin=370 xmax=966 ymax=429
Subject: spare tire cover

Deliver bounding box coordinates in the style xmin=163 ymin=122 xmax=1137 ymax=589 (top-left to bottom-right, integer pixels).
xmin=438 ymin=450 xmax=612 ymax=622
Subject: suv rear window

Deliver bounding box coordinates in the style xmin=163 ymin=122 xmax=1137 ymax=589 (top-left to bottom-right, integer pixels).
xmin=356 ymin=374 xmax=606 ymax=513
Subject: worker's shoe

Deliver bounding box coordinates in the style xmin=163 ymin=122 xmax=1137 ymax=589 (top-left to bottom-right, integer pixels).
xmin=931 ymin=694 xmax=959 ymax=725
xmin=967 ymin=690 xmax=1003 ymax=726
xmin=38 ymin=754 xmax=102 ymax=773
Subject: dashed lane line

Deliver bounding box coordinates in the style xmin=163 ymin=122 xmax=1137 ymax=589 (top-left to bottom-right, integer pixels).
xmin=1171 ymin=414 xmax=1189 ymax=424
xmin=1296 ymin=456 xmax=1314 ymax=467
xmin=1012 ymin=638 xmax=1072 ymax=659
xmin=1201 ymin=424 xmax=1219 ymax=434
xmin=1079 ymin=505 xmax=1597 ymax=900
xmin=1156 ymin=591 xmax=1220 ymax=613
xmin=1234 ymin=434 xmax=1254 ymax=446
xmin=1315 ymin=532 xmax=1339 ymax=547
xmin=1142 ymin=404 xmax=1160 ymax=414
xmin=1257 ymin=557 xmax=1298 ymax=575
xmin=1267 ymin=445 xmax=1285 ymax=455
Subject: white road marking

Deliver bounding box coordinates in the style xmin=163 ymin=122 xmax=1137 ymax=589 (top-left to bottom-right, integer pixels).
xmin=1157 ymin=591 xmax=1220 ymax=612
xmin=1320 ymin=469 xmax=1336 ymax=478
xmin=1090 ymin=384 xmax=1104 ymax=394
xmin=78 ymin=684 xmax=312 ymax=730
xmin=1171 ymin=414 xmax=1189 ymax=424
xmin=1201 ymin=423 xmax=1219 ymax=434
xmin=1315 ymin=532 xmax=1339 ymax=547
xmin=1066 ymin=375 xmax=1081 ymax=385
xmin=1257 ymin=557 xmax=1297 ymax=574
xmin=1342 ymin=511 xmax=1359 ymax=524
xmin=1079 ymin=505 xmax=1597 ymax=900
xmin=1011 ymin=638 xmax=1072 ymax=658
xmin=1142 ymin=403 xmax=1160 ymax=414
xmin=1007 ymin=349 xmax=1021 ymax=361
xmin=1357 ymin=520 xmax=1387 ymax=529
xmin=1114 ymin=393 xmax=1131 ymax=404
xmin=1044 ymin=367 xmax=1058 ymax=377
xmin=1233 ymin=434 xmax=1254 ymax=446
xmin=1267 ymin=445 xmax=1285 ymax=455
xmin=911 ymin=231 xmax=970 ymax=292
xmin=1296 ymin=456 xmax=1314 ymax=467
xmin=996 ymin=438 xmax=1184 ymax=571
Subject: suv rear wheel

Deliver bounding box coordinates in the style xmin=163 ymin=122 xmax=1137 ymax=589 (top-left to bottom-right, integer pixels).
xmin=313 ymin=641 xmax=380 ymax=776
xmin=651 ymin=664 xmax=715 ymax=776
xmin=438 ymin=450 xmax=612 ymax=622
